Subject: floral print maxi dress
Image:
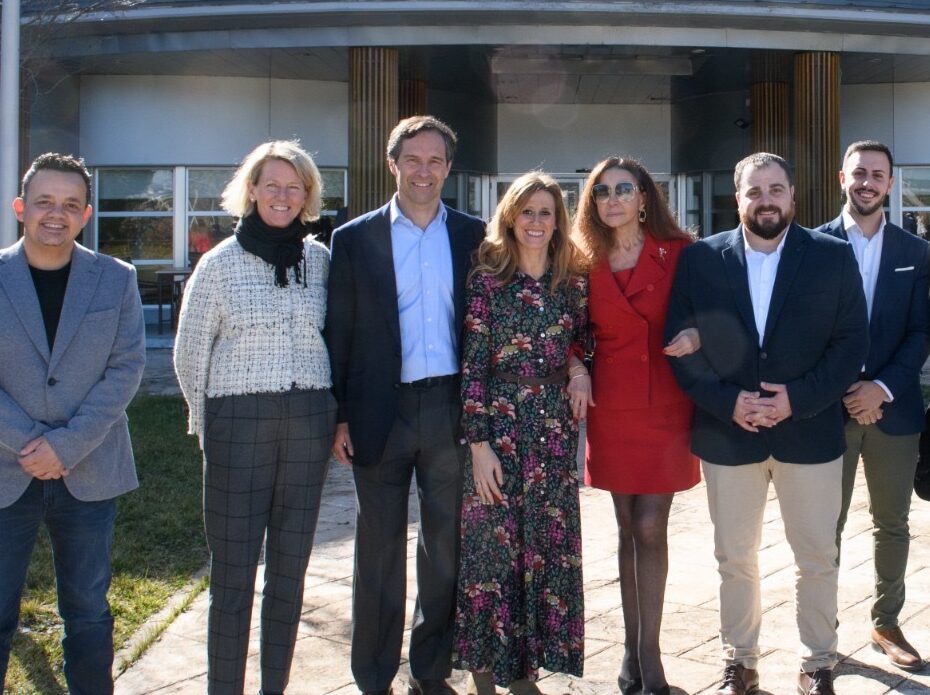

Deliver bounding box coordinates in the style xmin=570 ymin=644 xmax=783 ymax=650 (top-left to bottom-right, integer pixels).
xmin=453 ymin=269 xmax=587 ymax=685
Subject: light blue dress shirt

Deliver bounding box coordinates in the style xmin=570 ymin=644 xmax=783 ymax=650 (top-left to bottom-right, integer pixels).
xmin=390 ymin=195 xmax=458 ymax=382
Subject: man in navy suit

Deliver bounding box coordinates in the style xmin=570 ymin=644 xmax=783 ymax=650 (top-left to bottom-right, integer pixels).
xmin=666 ymin=153 xmax=868 ymax=695
xmin=326 ymin=116 xmax=485 ymax=695
xmin=0 ymin=153 xmax=145 ymax=693
xmin=815 ymin=140 xmax=930 ymax=672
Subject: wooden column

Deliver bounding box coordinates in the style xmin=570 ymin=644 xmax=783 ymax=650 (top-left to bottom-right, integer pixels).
xmin=400 ymin=78 xmax=427 ymax=119
xmin=793 ymin=52 xmax=840 ymax=227
xmin=751 ymin=52 xmax=790 ymax=158
xmin=349 ymin=47 xmax=398 ymax=218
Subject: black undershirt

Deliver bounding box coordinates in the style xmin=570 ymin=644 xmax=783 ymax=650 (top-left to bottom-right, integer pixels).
xmin=29 ymin=263 xmax=71 ymax=351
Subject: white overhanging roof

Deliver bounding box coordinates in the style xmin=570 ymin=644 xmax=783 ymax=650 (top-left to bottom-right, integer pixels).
xmin=31 ymin=1 xmax=930 ymax=57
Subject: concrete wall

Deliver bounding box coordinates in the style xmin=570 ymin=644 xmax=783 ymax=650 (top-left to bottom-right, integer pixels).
xmin=79 ymin=75 xmax=348 ymax=167
xmin=496 ymin=103 xmax=671 ymax=174
xmin=841 ymin=82 xmax=930 ymax=165
xmin=671 ymin=90 xmax=752 ymax=173
xmin=29 ymin=74 xmax=82 ymax=160
xmin=66 ymin=73 xmax=930 ymax=174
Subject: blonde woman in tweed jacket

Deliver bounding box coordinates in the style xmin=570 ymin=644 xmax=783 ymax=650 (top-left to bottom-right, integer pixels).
xmin=174 ymin=140 xmax=336 ymax=695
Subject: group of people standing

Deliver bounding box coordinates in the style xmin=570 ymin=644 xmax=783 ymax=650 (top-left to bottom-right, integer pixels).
xmin=0 ymin=114 xmax=925 ymax=695
xmin=169 ymin=112 xmax=930 ymax=695
xmin=170 ymin=114 xmax=706 ymax=695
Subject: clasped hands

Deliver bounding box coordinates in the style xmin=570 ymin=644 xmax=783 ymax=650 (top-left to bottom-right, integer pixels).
xmin=18 ymin=436 xmax=68 ymax=480
xmin=842 ymin=380 xmax=886 ymax=426
xmin=732 ymin=382 xmax=792 ymax=433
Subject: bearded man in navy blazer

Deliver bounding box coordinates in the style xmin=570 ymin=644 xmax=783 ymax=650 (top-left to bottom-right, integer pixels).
xmin=326 ymin=116 xmax=485 ymax=695
xmin=0 ymin=154 xmax=145 ymax=694
xmin=666 ymin=153 xmax=868 ymax=695
xmin=815 ymin=140 xmax=930 ymax=672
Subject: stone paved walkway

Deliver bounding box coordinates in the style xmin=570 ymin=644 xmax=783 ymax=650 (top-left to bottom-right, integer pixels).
xmin=119 ymin=350 xmax=930 ymax=694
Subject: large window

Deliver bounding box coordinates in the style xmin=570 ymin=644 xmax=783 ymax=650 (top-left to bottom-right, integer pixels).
xmin=187 ymin=168 xmax=236 ymax=265
xmin=93 ymin=165 xmax=348 ymax=272
xmin=678 ymin=172 xmax=737 ymax=237
xmin=95 ymin=169 xmax=174 ymax=263
xmin=901 ymin=167 xmax=930 ymax=239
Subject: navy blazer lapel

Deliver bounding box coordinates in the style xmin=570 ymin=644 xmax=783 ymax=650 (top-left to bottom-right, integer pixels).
xmin=721 ymin=228 xmax=759 ymax=344
xmin=763 ymin=223 xmax=807 ymax=348
xmin=0 ymin=241 xmax=52 ymax=362
xmin=446 ymin=206 xmax=476 ymax=336
xmin=50 ymin=245 xmax=102 ymax=371
xmin=871 ymin=222 xmax=905 ymax=330
xmin=363 ymin=205 xmax=401 ymax=347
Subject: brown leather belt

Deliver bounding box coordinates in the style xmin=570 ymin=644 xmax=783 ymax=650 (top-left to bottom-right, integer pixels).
xmin=492 ymin=367 xmax=567 ymax=386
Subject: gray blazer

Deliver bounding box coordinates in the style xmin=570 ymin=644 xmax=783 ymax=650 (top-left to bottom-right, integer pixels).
xmin=0 ymin=240 xmax=146 ymax=507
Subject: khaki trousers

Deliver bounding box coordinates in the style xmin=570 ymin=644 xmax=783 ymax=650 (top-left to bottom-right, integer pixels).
xmin=703 ymin=456 xmax=842 ymax=673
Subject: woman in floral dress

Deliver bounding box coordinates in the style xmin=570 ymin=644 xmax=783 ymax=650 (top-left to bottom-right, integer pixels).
xmin=453 ymin=172 xmax=592 ymax=695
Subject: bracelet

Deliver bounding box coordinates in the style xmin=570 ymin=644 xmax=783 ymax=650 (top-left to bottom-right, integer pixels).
xmin=568 ymin=366 xmax=587 ymax=376
xmin=570 ymin=372 xmax=589 ymax=381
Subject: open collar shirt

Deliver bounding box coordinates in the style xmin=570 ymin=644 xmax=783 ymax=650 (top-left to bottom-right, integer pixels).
xmin=842 ymin=208 xmax=892 ymax=400
xmin=743 ymin=226 xmax=787 ymax=348
xmin=389 ymin=195 xmax=458 ymax=383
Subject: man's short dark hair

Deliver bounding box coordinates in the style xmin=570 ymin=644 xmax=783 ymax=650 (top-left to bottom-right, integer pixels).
xmin=386 ymin=115 xmax=457 ymax=163
xmin=22 ymin=153 xmax=92 ymax=203
xmin=843 ymin=140 xmax=894 ymax=171
xmin=734 ymin=152 xmax=794 ymax=189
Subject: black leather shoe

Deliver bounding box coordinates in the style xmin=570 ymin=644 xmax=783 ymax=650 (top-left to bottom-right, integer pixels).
xmin=716 ymin=664 xmax=759 ymax=695
xmin=618 ymin=673 xmax=643 ymax=694
xmin=408 ymin=678 xmax=458 ymax=695
xmin=797 ymin=669 xmax=834 ymax=695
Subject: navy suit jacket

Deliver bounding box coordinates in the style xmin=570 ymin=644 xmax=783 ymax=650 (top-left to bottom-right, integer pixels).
xmin=665 ymin=223 xmax=869 ymax=465
xmin=815 ymin=215 xmax=930 ymax=435
xmin=325 ymin=202 xmax=485 ymax=467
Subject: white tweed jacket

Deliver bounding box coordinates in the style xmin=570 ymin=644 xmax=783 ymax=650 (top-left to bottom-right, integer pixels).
xmin=174 ymin=236 xmax=331 ymax=439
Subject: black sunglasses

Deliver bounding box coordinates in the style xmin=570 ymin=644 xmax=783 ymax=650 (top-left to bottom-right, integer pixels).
xmin=592 ymin=182 xmax=641 ymax=203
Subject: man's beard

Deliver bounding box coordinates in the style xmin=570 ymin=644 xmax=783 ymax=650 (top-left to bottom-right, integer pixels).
xmin=741 ymin=204 xmax=793 ymax=240
xmin=848 ymin=189 xmax=885 ymax=218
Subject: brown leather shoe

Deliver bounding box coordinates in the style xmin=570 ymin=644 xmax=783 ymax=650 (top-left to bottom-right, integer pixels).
xmin=797 ymin=669 xmax=834 ymax=695
xmin=871 ymin=626 xmax=924 ymax=671
xmin=715 ymin=663 xmax=759 ymax=695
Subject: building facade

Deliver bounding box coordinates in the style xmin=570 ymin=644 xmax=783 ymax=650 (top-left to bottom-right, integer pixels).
xmin=23 ymin=0 xmax=930 ymax=294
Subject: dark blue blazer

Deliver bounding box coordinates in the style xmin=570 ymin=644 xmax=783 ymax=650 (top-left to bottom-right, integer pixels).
xmin=324 ymin=202 xmax=485 ymax=467
xmin=814 ymin=216 xmax=930 ymax=435
xmin=665 ymin=223 xmax=869 ymax=465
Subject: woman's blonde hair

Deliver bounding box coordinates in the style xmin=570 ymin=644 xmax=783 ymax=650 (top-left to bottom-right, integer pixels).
xmin=574 ymin=156 xmax=691 ymax=263
xmin=472 ymin=171 xmax=587 ymax=292
xmin=221 ymin=140 xmax=323 ymax=224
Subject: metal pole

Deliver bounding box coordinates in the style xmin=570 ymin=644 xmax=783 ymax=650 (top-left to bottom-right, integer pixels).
xmin=0 ymin=0 xmax=20 ymax=247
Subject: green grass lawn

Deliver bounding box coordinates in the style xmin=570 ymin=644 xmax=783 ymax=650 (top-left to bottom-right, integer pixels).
xmin=5 ymin=395 xmax=207 ymax=695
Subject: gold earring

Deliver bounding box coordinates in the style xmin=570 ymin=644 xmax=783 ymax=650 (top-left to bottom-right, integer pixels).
xmin=639 ymin=207 xmax=647 ymax=223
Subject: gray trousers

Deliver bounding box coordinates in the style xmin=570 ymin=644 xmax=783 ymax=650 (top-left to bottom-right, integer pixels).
xmin=203 ymin=389 xmax=336 ymax=695
xmin=350 ymin=380 xmax=466 ymax=692
xmin=837 ymin=420 xmax=919 ymax=628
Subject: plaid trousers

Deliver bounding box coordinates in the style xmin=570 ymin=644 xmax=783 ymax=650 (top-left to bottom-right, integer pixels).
xmin=202 ymin=388 xmax=336 ymax=695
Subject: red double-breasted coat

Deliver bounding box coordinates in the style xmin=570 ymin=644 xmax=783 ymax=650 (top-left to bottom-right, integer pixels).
xmin=584 ymin=232 xmax=700 ymax=494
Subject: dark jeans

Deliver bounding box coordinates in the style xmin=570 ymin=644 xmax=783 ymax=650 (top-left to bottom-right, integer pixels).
xmin=0 ymin=478 xmax=117 ymax=695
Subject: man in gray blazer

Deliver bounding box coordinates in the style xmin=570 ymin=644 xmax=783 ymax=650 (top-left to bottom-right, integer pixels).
xmin=0 ymin=153 xmax=145 ymax=694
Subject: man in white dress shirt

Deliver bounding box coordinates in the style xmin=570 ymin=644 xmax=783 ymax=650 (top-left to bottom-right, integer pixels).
xmin=666 ymin=153 xmax=869 ymax=695
xmin=815 ymin=140 xmax=930 ymax=672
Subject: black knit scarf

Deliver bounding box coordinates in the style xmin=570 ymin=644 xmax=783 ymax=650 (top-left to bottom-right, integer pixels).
xmin=234 ymin=211 xmax=310 ymax=287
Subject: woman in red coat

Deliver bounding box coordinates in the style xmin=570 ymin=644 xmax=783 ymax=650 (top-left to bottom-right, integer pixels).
xmin=574 ymin=157 xmax=700 ymax=695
